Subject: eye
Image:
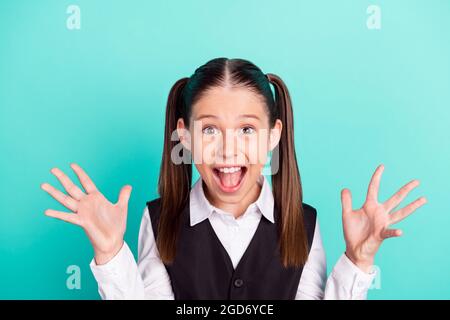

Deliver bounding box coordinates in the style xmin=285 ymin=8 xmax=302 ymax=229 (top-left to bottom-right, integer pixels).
xmin=202 ymin=126 xmax=220 ymax=135
xmin=240 ymin=126 xmax=255 ymax=135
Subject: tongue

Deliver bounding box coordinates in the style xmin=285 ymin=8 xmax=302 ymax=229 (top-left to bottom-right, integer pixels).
xmin=218 ymin=171 xmax=242 ymax=187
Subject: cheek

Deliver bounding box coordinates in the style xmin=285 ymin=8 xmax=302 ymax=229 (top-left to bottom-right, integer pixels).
xmin=192 ymin=136 xmax=218 ymax=165
xmin=241 ymin=134 xmax=270 ymax=165
xmin=195 ymin=164 xmax=211 ymax=179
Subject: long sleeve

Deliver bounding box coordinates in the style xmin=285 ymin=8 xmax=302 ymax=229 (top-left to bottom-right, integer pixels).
xmin=89 ymin=206 xmax=175 ymax=300
xmin=295 ymin=217 xmax=377 ymax=300
xmin=90 ymin=205 xmax=376 ymax=300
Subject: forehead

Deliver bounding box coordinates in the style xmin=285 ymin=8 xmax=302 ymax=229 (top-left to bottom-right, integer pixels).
xmin=191 ymin=86 xmax=268 ymax=121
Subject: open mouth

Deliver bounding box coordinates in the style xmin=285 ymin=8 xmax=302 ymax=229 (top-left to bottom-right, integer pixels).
xmin=212 ymin=165 xmax=248 ymax=193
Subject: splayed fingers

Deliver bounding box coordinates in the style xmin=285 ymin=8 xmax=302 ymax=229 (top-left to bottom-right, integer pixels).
xmin=40 ymin=182 xmax=78 ymax=213
xmin=48 ymin=167 xmax=85 ymax=200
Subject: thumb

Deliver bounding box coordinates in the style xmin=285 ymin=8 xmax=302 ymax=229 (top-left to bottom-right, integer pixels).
xmin=341 ymin=188 xmax=353 ymax=214
xmin=117 ymin=185 xmax=132 ymax=208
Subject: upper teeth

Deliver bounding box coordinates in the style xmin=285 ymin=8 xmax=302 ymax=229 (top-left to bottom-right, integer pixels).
xmin=218 ymin=167 xmax=242 ymax=173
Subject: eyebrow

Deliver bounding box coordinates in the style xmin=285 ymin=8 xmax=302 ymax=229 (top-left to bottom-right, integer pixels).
xmin=194 ymin=114 xmax=261 ymax=121
xmin=194 ymin=114 xmax=219 ymax=121
xmin=239 ymin=114 xmax=261 ymax=121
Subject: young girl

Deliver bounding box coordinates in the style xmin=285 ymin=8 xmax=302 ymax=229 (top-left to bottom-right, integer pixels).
xmin=41 ymin=58 xmax=426 ymax=299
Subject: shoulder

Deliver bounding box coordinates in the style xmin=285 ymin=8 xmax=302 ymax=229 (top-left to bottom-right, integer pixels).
xmin=146 ymin=197 xmax=162 ymax=220
xmin=301 ymin=202 xmax=318 ymax=248
xmin=146 ymin=197 xmax=162 ymax=208
xmin=302 ymin=202 xmax=317 ymax=222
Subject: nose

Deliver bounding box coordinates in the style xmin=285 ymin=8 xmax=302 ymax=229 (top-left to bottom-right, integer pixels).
xmin=216 ymin=128 xmax=239 ymax=162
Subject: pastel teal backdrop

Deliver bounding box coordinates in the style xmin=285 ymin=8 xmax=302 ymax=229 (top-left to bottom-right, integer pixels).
xmin=0 ymin=0 xmax=449 ymax=299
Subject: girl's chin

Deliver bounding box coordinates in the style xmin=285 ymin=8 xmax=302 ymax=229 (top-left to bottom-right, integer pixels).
xmin=211 ymin=167 xmax=248 ymax=194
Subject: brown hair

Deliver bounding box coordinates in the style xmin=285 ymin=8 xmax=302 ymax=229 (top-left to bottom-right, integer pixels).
xmin=157 ymin=58 xmax=308 ymax=268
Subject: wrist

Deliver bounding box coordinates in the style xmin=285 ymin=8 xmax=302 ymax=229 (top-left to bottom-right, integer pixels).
xmin=345 ymin=250 xmax=374 ymax=274
xmin=94 ymin=239 xmax=124 ymax=265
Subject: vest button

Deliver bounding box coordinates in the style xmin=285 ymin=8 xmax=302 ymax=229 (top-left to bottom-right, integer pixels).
xmin=234 ymin=278 xmax=244 ymax=288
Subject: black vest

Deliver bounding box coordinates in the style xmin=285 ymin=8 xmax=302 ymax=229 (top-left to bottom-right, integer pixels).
xmin=146 ymin=197 xmax=317 ymax=300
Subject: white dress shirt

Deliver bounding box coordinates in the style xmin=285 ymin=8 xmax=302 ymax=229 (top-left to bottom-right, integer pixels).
xmin=90 ymin=175 xmax=376 ymax=300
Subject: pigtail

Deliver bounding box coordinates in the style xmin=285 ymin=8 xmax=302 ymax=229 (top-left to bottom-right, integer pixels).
xmin=266 ymin=73 xmax=308 ymax=268
xmin=157 ymin=77 xmax=192 ymax=265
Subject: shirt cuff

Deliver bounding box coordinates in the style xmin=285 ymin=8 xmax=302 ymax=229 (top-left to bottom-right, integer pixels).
xmin=89 ymin=241 xmax=135 ymax=282
xmin=330 ymin=253 xmax=377 ymax=298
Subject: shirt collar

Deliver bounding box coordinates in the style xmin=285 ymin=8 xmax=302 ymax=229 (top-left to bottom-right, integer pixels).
xmin=189 ymin=174 xmax=275 ymax=226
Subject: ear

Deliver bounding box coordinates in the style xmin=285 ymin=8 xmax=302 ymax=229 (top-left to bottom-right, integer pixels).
xmin=269 ymin=119 xmax=282 ymax=151
xmin=176 ymin=118 xmax=191 ymax=151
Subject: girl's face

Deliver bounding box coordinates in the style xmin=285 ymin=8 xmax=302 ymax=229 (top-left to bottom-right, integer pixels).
xmin=177 ymin=86 xmax=282 ymax=207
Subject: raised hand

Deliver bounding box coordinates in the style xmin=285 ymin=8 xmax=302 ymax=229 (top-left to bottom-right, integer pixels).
xmin=341 ymin=164 xmax=427 ymax=273
xmin=40 ymin=163 xmax=132 ymax=265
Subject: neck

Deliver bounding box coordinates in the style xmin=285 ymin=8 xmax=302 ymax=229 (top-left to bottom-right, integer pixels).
xmin=203 ymin=180 xmax=262 ymax=219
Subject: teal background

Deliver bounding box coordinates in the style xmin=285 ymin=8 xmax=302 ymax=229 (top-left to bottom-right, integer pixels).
xmin=0 ymin=0 xmax=449 ymax=299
